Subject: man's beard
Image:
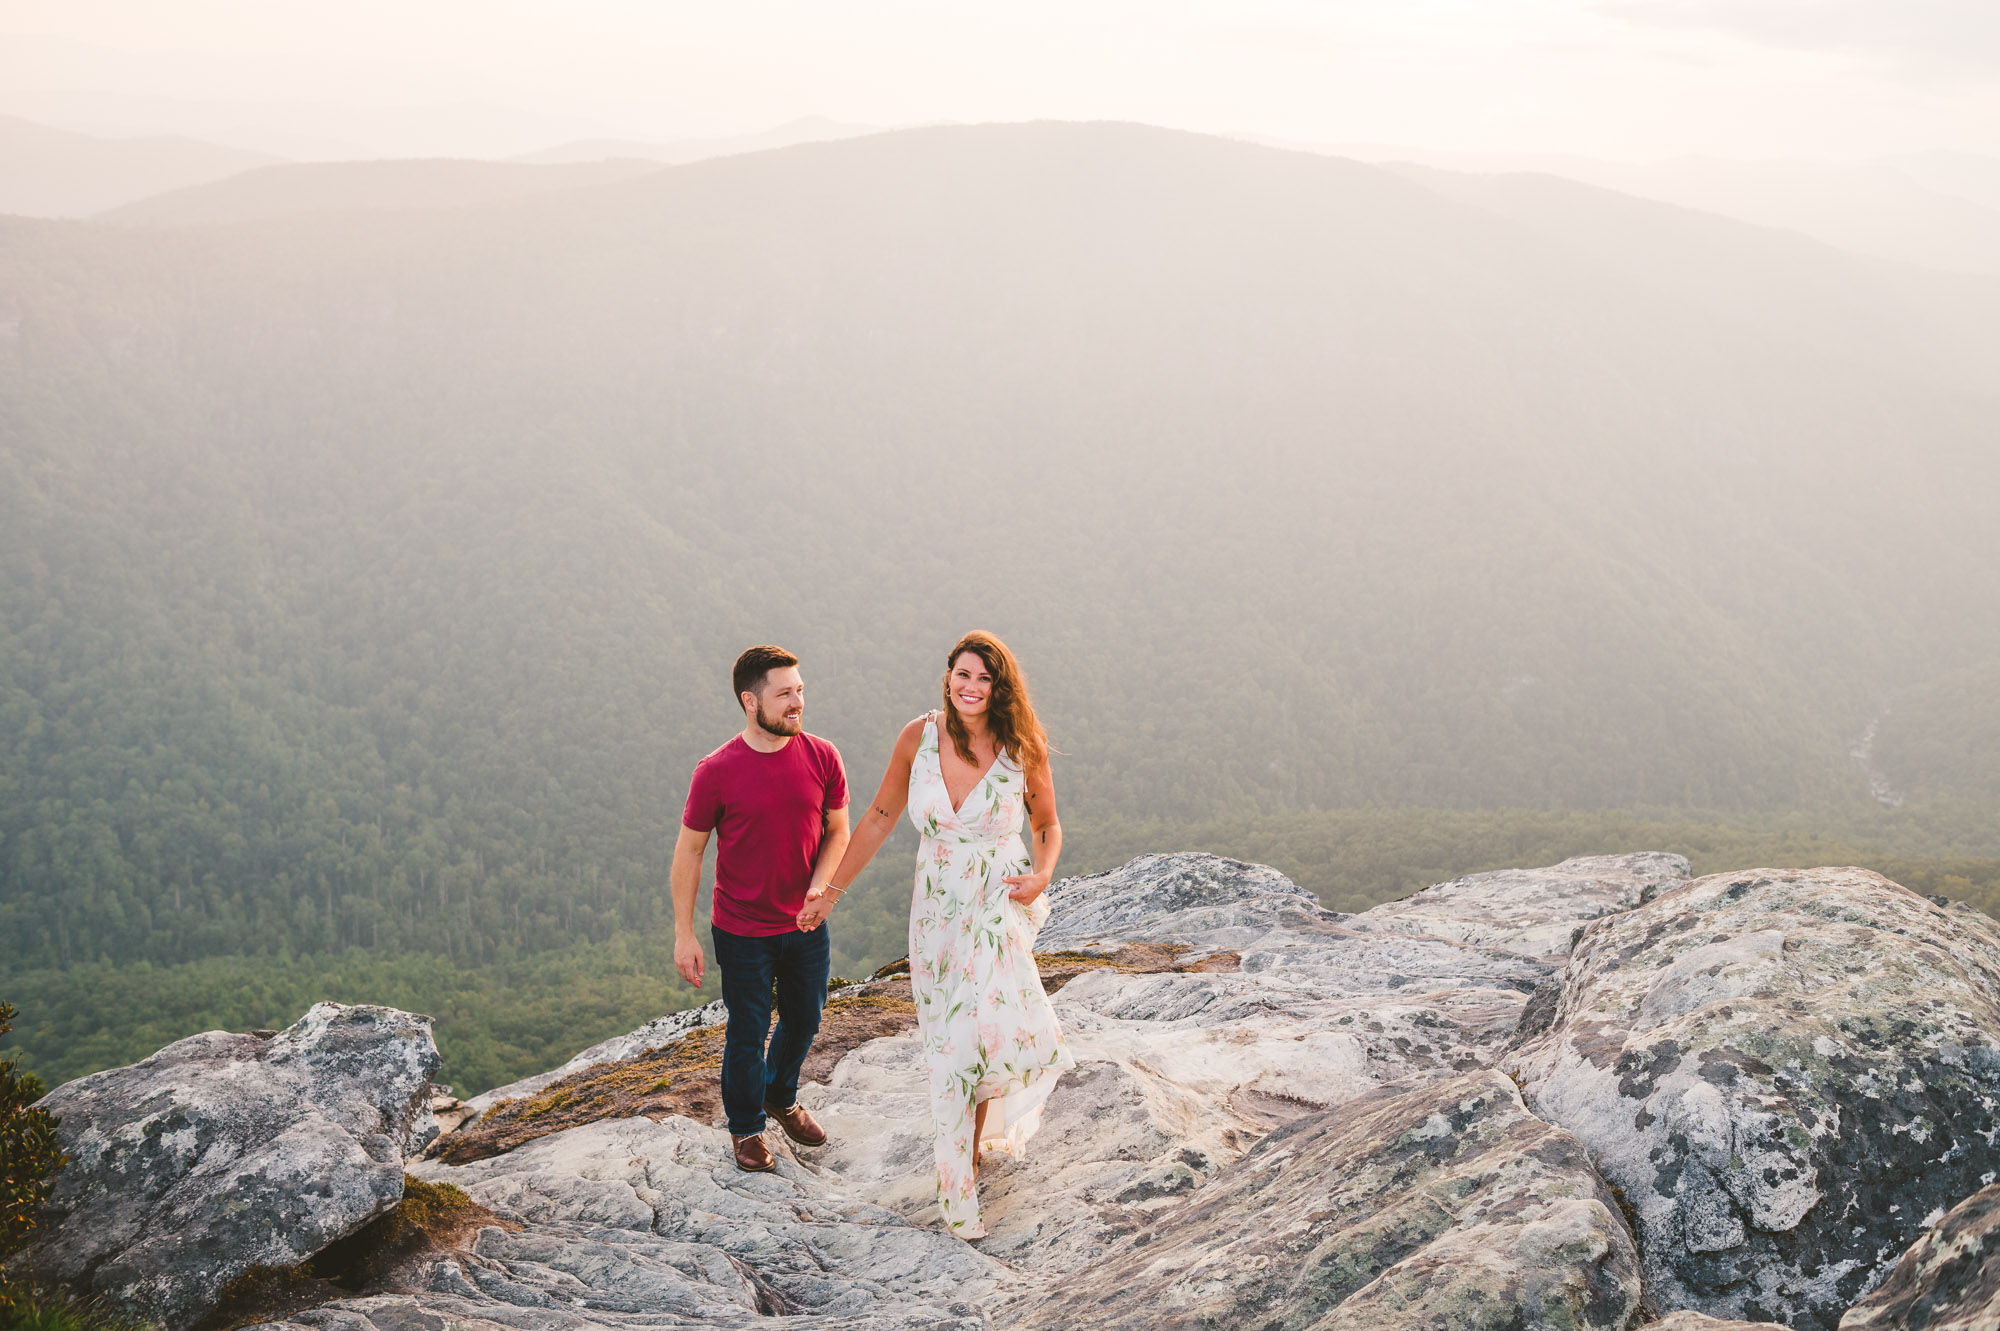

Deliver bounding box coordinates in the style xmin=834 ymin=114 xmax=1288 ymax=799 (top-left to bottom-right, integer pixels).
xmin=755 ymin=702 xmax=802 ymax=737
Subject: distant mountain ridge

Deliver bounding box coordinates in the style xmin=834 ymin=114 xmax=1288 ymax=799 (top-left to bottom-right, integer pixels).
xmin=510 ymin=115 xmax=879 ymax=165
xmin=0 ymin=113 xmax=277 ymax=217
xmin=1263 ymin=136 xmax=2000 ymax=275
xmin=96 ymin=157 xmax=667 ymax=227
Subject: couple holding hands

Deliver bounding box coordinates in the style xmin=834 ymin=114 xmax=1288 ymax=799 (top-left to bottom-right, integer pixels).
xmin=670 ymin=632 xmax=1072 ymax=1240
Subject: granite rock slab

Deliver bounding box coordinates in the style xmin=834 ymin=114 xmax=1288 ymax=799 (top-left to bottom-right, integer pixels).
xmin=1354 ymin=852 xmax=1692 ymax=956
xmin=1001 ymin=1069 xmax=1641 ymax=1330
xmin=1510 ymin=867 xmax=2000 ymax=1330
xmin=264 ymin=1115 xmax=1002 ymax=1331
xmin=15 ymin=1002 xmax=440 ymax=1329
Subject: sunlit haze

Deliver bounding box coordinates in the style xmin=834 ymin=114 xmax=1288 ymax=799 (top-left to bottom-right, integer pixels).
xmin=4 ymin=0 xmax=1997 ymax=160
xmin=7 ymin=0 xmax=2000 ymax=1243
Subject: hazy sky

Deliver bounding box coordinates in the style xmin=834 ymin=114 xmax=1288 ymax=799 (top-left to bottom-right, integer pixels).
xmin=4 ymin=0 xmax=1997 ymax=160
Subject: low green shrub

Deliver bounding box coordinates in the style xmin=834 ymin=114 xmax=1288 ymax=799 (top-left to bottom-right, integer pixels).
xmin=1 ymin=1002 xmax=67 ymax=1322
xmin=0 ymin=1284 xmax=152 ymax=1331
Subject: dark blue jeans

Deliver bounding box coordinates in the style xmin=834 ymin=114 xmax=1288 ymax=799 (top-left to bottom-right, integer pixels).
xmin=711 ymin=922 xmax=830 ymax=1137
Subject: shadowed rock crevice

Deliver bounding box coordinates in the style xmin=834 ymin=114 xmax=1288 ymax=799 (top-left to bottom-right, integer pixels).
xmin=1839 ymin=1181 xmax=2000 ymax=1329
xmin=192 ymin=1176 xmax=512 ymax=1331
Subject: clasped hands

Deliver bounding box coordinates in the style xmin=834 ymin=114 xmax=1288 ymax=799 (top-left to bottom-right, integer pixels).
xmin=796 ymin=882 xmax=842 ymax=931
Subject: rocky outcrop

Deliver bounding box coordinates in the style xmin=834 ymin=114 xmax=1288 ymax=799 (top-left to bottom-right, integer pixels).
xmin=14 ymin=1002 xmax=439 ymax=1330
xmin=1004 ymin=1069 xmax=1641 ymax=1330
xmin=31 ymin=853 xmax=2000 ymax=1331
xmin=1354 ymin=852 xmax=1692 ymax=956
xmin=1839 ymin=1181 xmax=2000 ymax=1330
xmin=810 ymin=853 xmax=1561 ymax=1273
xmin=1511 ymin=868 xmax=2000 ymax=1330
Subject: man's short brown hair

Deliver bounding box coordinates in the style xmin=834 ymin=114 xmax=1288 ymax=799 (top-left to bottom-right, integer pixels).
xmin=732 ymin=645 xmax=799 ymax=705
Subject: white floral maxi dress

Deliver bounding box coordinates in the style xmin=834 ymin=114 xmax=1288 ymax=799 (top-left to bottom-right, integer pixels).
xmin=907 ymin=713 xmax=1074 ymax=1238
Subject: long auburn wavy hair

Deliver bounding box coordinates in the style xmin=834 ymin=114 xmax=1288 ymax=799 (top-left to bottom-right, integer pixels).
xmin=941 ymin=631 xmax=1049 ymax=774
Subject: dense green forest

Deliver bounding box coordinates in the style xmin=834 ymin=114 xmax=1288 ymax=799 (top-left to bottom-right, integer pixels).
xmin=3 ymin=124 xmax=1998 ymax=1094
xmin=8 ymin=807 xmax=1998 ymax=1091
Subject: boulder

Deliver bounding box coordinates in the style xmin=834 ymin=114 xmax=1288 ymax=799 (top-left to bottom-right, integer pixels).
xmin=1002 ymin=1069 xmax=1642 ymax=1330
xmin=1354 ymin=852 xmax=1692 ymax=956
xmin=1036 ymin=851 xmax=1323 ymax=951
xmin=1510 ymin=868 xmax=2000 ymax=1330
xmin=1839 ymin=1181 xmax=2000 ymax=1330
xmin=14 ymin=1002 xmax=440 ymax=1330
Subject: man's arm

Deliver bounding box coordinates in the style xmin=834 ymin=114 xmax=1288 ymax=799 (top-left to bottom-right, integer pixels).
xmin=796 ymin=804 xmax=851 ymax=931
xmin=670 ymin=824 xmax=711 ymax=986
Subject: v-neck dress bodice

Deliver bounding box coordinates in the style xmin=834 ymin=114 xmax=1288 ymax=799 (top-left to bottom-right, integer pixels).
xmin=905 ymin=713 xmax=1073 ymax=1238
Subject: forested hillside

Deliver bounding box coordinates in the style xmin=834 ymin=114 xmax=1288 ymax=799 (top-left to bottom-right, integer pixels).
xmin=4 ymin=123 xmax=1998 ymax=1091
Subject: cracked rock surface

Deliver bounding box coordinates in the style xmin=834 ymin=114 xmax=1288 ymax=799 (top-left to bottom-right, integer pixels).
xmin=38 ymin=853 xmax=2000 ymax=1331
xmin=1002 ymin=1068 xmax=1642 ymax=1330
xmin=245 ymin=1114 xmax=998 ymax=1331
xmin=15 ymin=1002 xmax=440 ymax=1330
xmin=1510 ymin=867 xmax=2000 ymax=1330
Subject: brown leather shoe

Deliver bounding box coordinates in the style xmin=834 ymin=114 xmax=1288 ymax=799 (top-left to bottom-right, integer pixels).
xmin=732 ymin=1132 xmax=776 ymax=1172
xmin=764 ymin=1100 xmax=828 ymax=1147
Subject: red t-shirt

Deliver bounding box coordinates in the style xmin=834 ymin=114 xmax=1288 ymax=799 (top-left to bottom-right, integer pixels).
xmin=682 ymin=732 xmax=848 ymax=936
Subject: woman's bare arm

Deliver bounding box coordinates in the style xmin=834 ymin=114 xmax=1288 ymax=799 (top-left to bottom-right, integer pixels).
xmin=796 ymin=717 xmax=925 ymax=928
xmin=1003 ymin=756 xmax=1061 ymax=905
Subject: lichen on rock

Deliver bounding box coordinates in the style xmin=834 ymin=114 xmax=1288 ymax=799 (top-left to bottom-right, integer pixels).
xmin=14 ymin=1002 xmax=440 ymax=1330
xmin=1839 ymin=1180 xmax=2000 ymax=1330
xmin=1511 ymin=867 xmax=2000 ymax=1330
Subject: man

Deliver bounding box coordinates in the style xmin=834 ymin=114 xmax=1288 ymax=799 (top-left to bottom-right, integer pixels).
xmin=673 ymin=645 xmax=851 ymax=1172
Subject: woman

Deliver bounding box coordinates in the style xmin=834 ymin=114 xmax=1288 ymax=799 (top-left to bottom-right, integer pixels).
xmin=804 ymin=630 xmax=1073 ymax=1239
